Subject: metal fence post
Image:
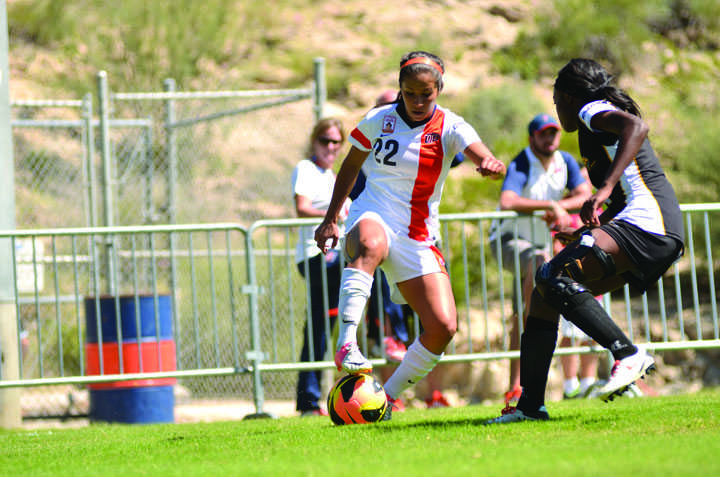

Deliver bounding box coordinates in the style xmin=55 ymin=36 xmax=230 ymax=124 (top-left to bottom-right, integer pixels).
xmin=313 ymin=57 xmax=325 ymax=123
xmin=243 ymin=224 xmax=272 ymax=419
xmin=82 ymin=93 xmax=98 ymax=229
xmin=163 ymin=78 xmax=177 ymax=225
xmin=97 ymin=72 xmax=114 ymax=229
xmin=162 ymin=80 xmax=180 ymax=359
xmin=97 ymin=71 xmax=115 ymax=294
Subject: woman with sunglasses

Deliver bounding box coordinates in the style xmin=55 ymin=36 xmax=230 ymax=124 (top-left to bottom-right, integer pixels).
xmin=291 ymin=117 xmax=350 ymax=416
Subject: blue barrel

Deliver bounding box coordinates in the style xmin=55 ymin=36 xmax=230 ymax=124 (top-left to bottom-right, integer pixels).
xmin=85 ymin=295 xmax=176 ymax=424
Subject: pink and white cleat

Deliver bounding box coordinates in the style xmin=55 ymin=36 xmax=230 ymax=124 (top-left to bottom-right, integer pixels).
xmin=334 ymin=342 xmax=372 ymax=374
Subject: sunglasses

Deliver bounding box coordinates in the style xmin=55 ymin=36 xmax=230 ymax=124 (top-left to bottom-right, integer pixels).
xmin=317 ymin=136 xmax=342 ymax=146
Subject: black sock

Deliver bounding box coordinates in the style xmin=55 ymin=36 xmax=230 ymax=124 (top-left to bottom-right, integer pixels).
xmin=517 ymin=316 xmax=557 ymax=413
xmin=561 ymin=292 xmax=637 ymax=360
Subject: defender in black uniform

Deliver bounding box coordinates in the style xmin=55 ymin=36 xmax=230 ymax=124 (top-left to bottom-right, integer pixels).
xmin=487 ymin=58 xmax=685 ymax=424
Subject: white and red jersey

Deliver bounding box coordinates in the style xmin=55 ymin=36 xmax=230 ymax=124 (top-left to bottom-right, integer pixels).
xmin=347 ymin=102 xmax=480 ymax=243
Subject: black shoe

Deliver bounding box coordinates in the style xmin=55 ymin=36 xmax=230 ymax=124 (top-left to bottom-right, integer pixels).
xmin=484 ymin=405 xmax=550 ymax=425
xmin=382 ymin=404 xmax=392 ymax=421
xmin=382 ymin=393 xmax=395 ymax=421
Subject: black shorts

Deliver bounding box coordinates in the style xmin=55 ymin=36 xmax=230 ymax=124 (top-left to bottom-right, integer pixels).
xmin=601 ymin=220 xmax=684 ymax=293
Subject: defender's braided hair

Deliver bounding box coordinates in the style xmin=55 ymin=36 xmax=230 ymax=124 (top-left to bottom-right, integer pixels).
xmin=555 ymin=58 xmax=641 ymax=117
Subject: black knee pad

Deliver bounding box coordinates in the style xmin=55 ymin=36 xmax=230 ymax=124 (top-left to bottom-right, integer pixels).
xmin=542 ymin=276 xmax=595 ymax=315
xmin=536 ymin=233 xmax=616 ymax=284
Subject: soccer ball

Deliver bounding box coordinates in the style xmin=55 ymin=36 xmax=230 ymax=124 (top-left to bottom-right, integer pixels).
xmin=327 ymin=373 xmax=388 ymax=425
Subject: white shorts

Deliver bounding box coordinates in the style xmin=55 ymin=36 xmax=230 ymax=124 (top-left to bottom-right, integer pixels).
xmin=344 ymin=211 xmax=447 ymax=304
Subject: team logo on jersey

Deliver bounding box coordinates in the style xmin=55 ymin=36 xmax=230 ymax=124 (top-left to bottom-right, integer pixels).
xmin=422 ymin=132 xmax=440 ymax=144
xmin=382 ymin=115 xmax=396 ymax=133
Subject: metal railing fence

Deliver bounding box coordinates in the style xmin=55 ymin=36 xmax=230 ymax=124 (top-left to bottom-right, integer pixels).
xmin=1 ymin=204 xmax=719 ymax=418
xmin=0 ymin=224 xmax=252 ymax=391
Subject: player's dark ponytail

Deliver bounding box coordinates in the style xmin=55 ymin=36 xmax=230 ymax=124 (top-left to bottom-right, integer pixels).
xmin=555 ymin=58 xmax=641 ymax=117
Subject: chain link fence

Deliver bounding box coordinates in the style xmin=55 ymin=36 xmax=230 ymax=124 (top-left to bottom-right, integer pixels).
xmin=109 ymin=80 xmax=323 ymax=226
xmin=10 ymin=59 xmax=326 ymax=419
xmin=12 ymin=98 xmax=94 ymax=229
xmin=13 ymin=59 xmax=325 ymax=230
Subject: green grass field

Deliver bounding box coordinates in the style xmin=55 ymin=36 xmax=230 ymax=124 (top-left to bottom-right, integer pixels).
xmin=3 ymin=389 xmax=719 ymax=477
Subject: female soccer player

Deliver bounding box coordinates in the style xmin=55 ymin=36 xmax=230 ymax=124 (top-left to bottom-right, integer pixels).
xmin=313 ymin=51 xmax=505 ymax=419
xmin=487 ymin=58 xmax=685 ymax=424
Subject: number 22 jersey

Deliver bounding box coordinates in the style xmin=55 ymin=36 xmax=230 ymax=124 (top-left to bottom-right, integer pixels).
xmin=347 ymin=101 xmax=481 ymax=244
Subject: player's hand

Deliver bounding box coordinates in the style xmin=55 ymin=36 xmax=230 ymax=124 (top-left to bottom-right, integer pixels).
xmin=314 ymin=220 xmax=339 ymax=254
xmin=476 ymin=157 xmax=506 ymax=180
xmin=543 ymin=202 xmax=571 ymax=227
xmin=580 ymin=200 xmax=601 ymax=226
xmin=581 ymin=188 xmax=610 ymax=226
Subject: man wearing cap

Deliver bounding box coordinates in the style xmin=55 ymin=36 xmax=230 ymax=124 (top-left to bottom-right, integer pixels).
xmin=490 ymin=113 xmax=594 ymax=406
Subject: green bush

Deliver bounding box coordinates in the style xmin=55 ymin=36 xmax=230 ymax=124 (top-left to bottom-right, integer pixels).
xmin=492 ymin=0 xmax=719 ymax=80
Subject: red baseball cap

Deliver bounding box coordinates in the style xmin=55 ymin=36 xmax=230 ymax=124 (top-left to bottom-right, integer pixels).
xmin=528 ymin=114 xmax=560 ymax=134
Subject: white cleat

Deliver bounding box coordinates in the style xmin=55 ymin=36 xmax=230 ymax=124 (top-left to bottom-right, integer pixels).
xmin=484 ymin=405 xmax=549 ymax=425
xmin=620 ymin=382 xmax=644 ymax=398
xmin=334 ymin=342 xmax=372 ymax=374
xmin=597 ymin=346 xmax=655 ymax=402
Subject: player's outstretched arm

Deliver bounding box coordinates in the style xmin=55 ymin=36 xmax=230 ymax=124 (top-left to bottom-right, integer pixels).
xmin=464 ymin=141 xmax=505 ymax=180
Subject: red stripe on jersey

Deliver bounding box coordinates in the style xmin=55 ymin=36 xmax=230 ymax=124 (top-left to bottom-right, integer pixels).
xmin=350 ymin=127 xmax=372 ymax=150
xmin=408 ymin=110 xmax=445 ymax=241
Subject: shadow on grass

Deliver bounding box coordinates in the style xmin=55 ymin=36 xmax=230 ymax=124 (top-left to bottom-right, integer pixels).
xmin=368 ymin=407 xmax=621 ymax=432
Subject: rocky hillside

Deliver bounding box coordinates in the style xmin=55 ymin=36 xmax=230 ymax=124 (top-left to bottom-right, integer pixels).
xmin=8 ymin=1 xmax=532 ymax=111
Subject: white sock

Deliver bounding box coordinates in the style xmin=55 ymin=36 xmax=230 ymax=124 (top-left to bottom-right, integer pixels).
xmin=336 ymin=267 xmax=374 ymax=350
xmin=564 ymin=377 xmax=580 ymax=395
xmin=579 ymin=377 xmax=595 ymax=393
xmin=384 ymin=339 xmax=442 ymax=400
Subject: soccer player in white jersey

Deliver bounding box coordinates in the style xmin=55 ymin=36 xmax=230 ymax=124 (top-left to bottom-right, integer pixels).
xmin=313 ymin=51 xmax=506 ymax=419
xmin=487 ymin=58 xmax=685 ymax=424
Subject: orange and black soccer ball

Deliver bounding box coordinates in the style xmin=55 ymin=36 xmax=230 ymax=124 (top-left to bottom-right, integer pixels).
xmin=327 ymin=373 xmax=388 ymax=425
